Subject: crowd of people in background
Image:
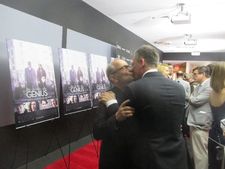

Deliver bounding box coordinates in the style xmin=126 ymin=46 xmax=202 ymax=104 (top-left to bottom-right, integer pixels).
xmin=93 ymin=44 xmax=225 ymax=169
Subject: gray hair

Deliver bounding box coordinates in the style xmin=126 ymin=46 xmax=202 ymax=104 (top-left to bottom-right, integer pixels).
xmin=106 ymin=63 xmax=117 ymax=79
xmin=192 ymin=66 xmax=210 ymax=77
xmin=134 ymin=45 xmax=159 ymax=67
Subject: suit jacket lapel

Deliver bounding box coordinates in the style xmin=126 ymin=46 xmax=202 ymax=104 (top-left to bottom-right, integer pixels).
xmin=111 ymin=87 xmax=124 ymax=104
xmin=193 ymin=85 xmax=201 ymax=96
xmin=195 ymin=79 xmax=209 ymax=94
xmin=143 ymin=72 xmax=164 ymax=78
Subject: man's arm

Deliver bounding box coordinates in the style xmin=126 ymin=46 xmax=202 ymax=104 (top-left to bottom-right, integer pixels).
xmin=189 ymin=87 xmax=212 ymax=107
xmin=93 ymin=102 xmax=120 ymax=140
xmin=93 ymin=91 xmax=135 ymax=140
xmin=185 ymin=83 xmax=191 ymax=101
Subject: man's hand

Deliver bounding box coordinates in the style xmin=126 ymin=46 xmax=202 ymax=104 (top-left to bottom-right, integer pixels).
xmin=99 ymin=91 xmax=116 ymax=104
xmin=115 ymin=100 xmax=135 ymax=121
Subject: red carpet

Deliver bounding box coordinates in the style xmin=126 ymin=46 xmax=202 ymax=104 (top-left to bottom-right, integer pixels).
xmin=44 ymin=140 xmax=101 ymax=169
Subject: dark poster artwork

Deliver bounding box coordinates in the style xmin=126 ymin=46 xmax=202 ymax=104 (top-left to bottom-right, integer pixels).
xmin=59 ymin=48 xmax=92 ymax=114
xmin=89 ymin=54 xmax=110 ymax=107
xmin=7 ymin=39 xmax=59 ymax=129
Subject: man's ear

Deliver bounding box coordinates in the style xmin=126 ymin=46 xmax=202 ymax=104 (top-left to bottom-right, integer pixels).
xmin=140 ymin=58 xmax=145 ymax=67
xmin=109 ymin=75 xmax=117 ymax=84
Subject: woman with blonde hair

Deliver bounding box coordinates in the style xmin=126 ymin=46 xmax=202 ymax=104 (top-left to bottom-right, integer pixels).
xmin=157 ymin=63 xmax=170 ymax=78
xmin=208 ymin=62 xmax=225 ymax=169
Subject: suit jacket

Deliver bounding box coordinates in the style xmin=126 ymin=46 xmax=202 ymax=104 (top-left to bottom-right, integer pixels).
xmin=25 ymin=67 xmax=36 ymax=89
xmin=187 ymin=78 xmax=212 ymax=130
xmin=176 ymin=78 xmax=191 ymax=109
xmin=93 ymin=87 xmax=141 ymax=169
xmin=124 ymin=72 xmax=188 ymax=169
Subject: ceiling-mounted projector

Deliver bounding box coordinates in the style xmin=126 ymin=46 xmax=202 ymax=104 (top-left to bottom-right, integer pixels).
xmin=184 ymin=38 xmax=197 ymax=45
xmin=184 ymin=34 xmax=197 ymax=45
xmin=171 ymin=13 xmax=191 ymax=24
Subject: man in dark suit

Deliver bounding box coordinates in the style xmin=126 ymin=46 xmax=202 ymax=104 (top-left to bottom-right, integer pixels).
xmin=69 ymin=65 xmax=77 ymax=85
xmin=25 ymin=61 xmax=37 ymax=89
xmin=93 ymin=59 xmax=141 ymax=169
xmin=123 ymin=45 xmax=188 ymax=169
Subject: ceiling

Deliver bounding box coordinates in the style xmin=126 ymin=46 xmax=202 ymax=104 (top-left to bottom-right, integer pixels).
xmin=83 ymin=0 xmax=225 ymax=53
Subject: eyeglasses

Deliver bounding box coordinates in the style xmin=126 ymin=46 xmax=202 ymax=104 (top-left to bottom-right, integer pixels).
xmin=111 ymin=65 xmax=130 ymax=74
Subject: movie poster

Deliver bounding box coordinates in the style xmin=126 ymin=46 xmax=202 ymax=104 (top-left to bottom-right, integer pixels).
xmin=89 ymin=54 xmax=110 ymax=107
xmin=7 ymin=39 xmax=59 ymax=129
xmin=59 ymin=48 xmax=92 ymax=114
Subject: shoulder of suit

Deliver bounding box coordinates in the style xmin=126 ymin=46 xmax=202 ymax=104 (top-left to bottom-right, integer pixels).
xmin=110 ymin=87 xmax=121 ymax=94
xmin=181 ymin=79 xmax=190 ymax=84
xmin=201 ymin=78 xmax=211 ymax=86
xmin=127 ymin=78 xmax=143 ymax=90
xmin=172 ymin=79 xmax=186 ymax=88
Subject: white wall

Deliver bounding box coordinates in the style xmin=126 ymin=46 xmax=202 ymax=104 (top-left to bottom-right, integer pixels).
xmin=0 ymin=4 xmax=62 ymax=126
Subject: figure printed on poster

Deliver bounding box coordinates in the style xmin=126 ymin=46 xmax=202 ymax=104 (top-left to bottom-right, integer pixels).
xmin=7 ymin=39 xmax=59 ymax=128
xmin=16 ymin=103 xmax=28 ymax=114
xmin=101 ymin=68 xmax=106 ymax=84
xmin=77 ymin=66 xmax=84 ymax=85
xmin=37 ymin=64 xmax=47 ymax=89
xmin=14 ymin=82 xmax=24 ymax=99
xmin=59 ymin=48 xmax=91 ymax=114
xmin=28 ymin=101 xmax=39 ymax=112
xmin=69 ymin=65 xmax=77 ymax=85
xmin=25 ymin=61 xmax=37 ymax=89
xmin=90 ymin=54 xmax=110 ymax=107
xmin=50 ymin=98 xmax=58 ymax=108
xmin=96 ymin=67 xmax=101 ymax=84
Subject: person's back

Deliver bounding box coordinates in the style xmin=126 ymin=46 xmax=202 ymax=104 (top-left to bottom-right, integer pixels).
xmin=176 ymin=73 xmax=191 ymax=103
xmin=209 ymin=100 xmax=225 ymax=169
xmin=123 ymin=45 xmax=188 ymax=169
xmin=125 ymin=72 xmax=187 ymax=169
xmin=208 ymin=62 xmax=225 ymax=169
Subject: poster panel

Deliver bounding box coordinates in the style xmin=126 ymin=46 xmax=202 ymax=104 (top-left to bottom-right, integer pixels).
xmin=59 ymin=48 xmax=92 ymax=114
xmin=89 ymin=54 xmax=110 ymax=107
xmin=7 ymin=39 xmax=59 ymax=129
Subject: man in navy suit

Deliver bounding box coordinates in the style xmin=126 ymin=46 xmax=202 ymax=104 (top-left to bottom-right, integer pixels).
xmin=123 ymin=45 xmax=188 ymax=169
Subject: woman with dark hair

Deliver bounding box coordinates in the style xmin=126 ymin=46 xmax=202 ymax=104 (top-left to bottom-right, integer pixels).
xmin=37 ymin=64 xmax=47 ymax=89
xmin=207 ymin=63 xmax=216 ymax=77
xmin=208 ymin=62 xmax=225 ymax=169
xmin=29 ymin=101 xmax=39 ymax=112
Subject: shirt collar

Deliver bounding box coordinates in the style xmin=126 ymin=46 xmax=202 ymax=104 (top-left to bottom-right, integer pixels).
xmin=200 ymin=78 xmax=210 ymax=86
xmin=142 ymin=69 xmax=158 ymax=78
